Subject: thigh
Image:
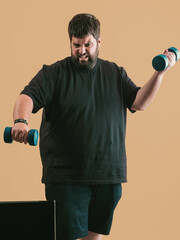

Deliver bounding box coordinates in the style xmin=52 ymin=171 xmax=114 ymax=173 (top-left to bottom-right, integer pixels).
xmin=88 ymin=184 xmax=122 ymax=235
xmin=45 ymin=184 xmax=92 ymax=240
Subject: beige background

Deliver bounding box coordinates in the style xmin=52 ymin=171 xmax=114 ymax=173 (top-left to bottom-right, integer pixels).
xmin=0 ymin=0 xmax=180 ymax=239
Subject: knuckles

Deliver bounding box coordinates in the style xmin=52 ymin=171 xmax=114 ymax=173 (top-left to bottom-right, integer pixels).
xmin=12 ymin=129 xmax=29 ymax=143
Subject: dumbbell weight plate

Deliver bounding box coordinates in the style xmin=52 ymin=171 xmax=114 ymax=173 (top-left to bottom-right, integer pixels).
xmin=152 ymin=54 xmax=168 ymax=72
xmin=168 ymin=47 xmax=180 ymax=61
xmin=28 ymin=129 xmax=39 ymax=146
xmin=4 ymin=127 xmax=13 ymax=143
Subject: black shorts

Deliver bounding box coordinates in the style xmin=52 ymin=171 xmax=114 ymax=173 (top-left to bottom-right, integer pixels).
xmin=45 ymin=183 xmax=122 ymax=240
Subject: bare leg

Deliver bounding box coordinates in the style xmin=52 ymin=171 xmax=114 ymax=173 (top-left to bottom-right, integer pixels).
xmin=77 ymin=231 xmax=102 ymax=240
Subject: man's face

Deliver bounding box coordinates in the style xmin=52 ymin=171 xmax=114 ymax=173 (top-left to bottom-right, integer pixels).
xmin=70 ymin=34 xmax=101 ymax=70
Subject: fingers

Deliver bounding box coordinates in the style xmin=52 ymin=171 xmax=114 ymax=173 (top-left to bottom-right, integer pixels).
xmin=162 ymin=49 xmax=176 ymax=70
xmin=11 ymin=123 xmax=29 ymax=144
xmin=12 ymin=130 xmax=28 ymax=144
xmin=163 ymin=49 xmax=168 ymax=54
xmin=23 ymin=131 xmax=29 ymax=144
xmin=165 ymin=49 xmax=176 ymax=59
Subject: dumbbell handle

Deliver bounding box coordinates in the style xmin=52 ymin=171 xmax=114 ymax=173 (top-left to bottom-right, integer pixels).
xmin=4 ymin=127 xmax=39 ymax=146
xmin=152 ymin=47 xmax=179 ymax=71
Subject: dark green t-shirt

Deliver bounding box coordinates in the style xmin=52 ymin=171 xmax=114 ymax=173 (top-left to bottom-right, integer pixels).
xmin=21 ymin=57 xmax=140 ymax=184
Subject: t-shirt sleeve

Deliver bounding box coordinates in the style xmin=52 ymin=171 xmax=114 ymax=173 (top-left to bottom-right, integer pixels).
xmin=20 ymin=64 xmax=57 ymax=113
xmin=120 ymin=67 xmax=141 ymax=113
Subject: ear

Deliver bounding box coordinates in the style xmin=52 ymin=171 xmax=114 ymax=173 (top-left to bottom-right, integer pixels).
xmin=98 ymin=37 xmax=101 ymax=47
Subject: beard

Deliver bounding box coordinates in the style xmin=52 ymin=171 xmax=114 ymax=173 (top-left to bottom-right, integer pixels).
xmin=71 ymin=45 xmax=99 ymax=70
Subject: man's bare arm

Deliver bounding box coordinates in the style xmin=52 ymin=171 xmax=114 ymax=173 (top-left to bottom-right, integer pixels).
xmin=131 ymin=49 xmax=176 ymax=111
xmin=12 ymin=94 xmax=33 ymax=144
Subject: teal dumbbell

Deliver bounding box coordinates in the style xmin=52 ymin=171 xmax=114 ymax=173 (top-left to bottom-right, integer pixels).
xmin=4 ymin=127 xmax=39 ymax=146
xmin=152 ymin=47 xmax=179 ymax=71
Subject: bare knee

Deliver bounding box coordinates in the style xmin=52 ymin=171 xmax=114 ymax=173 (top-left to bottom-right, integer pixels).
xmin=78 ymin=231 xmax=102 ymax=240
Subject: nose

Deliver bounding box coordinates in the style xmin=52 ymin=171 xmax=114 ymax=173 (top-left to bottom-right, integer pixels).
xmin=79 ymin=45 xmax=86 ymax=55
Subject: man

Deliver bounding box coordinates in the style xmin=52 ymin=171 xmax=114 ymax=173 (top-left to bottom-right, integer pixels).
xmin=11 ymin=13 xmax=176 ymax=240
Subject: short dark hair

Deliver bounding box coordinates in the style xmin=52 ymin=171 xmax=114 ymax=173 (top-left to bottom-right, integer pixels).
xmin=68 ymin=13 xmax=100 ymax=42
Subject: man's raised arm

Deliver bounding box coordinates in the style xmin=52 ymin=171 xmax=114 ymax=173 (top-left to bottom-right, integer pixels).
xmin=131 ymin=49 xmax=176 ymax=111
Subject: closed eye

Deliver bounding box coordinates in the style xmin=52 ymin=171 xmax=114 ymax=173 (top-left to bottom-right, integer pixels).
xmin=73 ymin=43 xmax=80 ymax=48
xmin=73 ymin=42 xmax=93 ymax=48
xmin=85 ymin=43 xmax=92 ymax=47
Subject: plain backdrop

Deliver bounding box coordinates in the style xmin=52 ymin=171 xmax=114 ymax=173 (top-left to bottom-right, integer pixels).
xmin=0 ymin=0 xmax=180 ymax=239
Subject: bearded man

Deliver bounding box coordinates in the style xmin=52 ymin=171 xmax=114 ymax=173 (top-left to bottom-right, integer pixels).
xmin=11 ymin=13 xmax=176 ymax=240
